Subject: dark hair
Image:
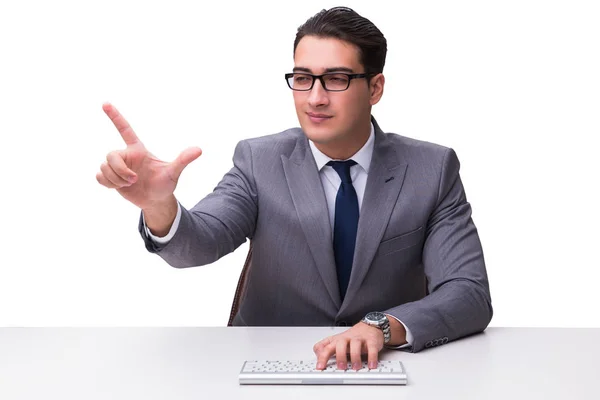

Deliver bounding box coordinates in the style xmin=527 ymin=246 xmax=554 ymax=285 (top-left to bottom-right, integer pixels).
xmin=293 ymin=6 xmax=387 ymax=76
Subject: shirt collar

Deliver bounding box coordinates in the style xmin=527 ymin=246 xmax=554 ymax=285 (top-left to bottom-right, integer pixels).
xmin=309 ymin=122 xmax=375 ymax=174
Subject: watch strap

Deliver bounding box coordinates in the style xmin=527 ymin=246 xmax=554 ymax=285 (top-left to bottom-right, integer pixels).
xmin=362 ymin=314 xmax=392 ymax=344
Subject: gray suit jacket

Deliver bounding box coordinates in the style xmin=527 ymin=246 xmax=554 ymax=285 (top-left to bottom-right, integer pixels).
xmin=139 ymin=117 xmax=493 ymax=352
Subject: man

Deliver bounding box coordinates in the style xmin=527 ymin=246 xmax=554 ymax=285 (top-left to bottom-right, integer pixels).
xmin=97 ymin=7 xmax=492 ymax=371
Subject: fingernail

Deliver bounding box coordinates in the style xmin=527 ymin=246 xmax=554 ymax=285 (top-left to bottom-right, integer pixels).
xmin=369 ymin=361 xmax=377 ymax=369
xmin=353 ymin=362 xmax=361 ymax=370
xmin=128 ymin=175 xmax=137 ymax=183
xmin=316 ymin=362 xmax=324 ymax=369
xmin=338 ymin=362 xmax=346 ymax=369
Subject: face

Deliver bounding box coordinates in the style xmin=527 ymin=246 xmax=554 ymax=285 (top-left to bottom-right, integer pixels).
xmin=292 ymin=35 xmax=384 ymax=155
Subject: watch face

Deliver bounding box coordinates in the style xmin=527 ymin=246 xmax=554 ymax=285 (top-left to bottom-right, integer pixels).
xmin=366 ymin=311 xmax=385 ymax=322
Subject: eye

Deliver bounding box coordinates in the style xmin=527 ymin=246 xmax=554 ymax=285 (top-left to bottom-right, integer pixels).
xmin=325 ymin=74 xmax=349 ymax=83
xmin=294 ymin=75 xmax=311 ymax=83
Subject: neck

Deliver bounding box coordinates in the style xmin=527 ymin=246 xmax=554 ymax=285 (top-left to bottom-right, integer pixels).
xmin=314 ymin=121 xmax=371 ymax=160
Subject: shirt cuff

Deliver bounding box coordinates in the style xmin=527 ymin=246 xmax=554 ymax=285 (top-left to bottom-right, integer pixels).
xmin=142 ymin=202 xmax=182 ymax=244
xmin=385 ymin=314 xmax=414 ymax=349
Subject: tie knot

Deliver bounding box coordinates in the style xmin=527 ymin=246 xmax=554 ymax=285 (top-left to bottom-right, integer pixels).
xmin=327 ymin=160 xmax=357 ymax=183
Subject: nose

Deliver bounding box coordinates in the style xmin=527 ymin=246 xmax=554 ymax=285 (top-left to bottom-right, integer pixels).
xmin=307 ymin=78 xmax=330 ymax=108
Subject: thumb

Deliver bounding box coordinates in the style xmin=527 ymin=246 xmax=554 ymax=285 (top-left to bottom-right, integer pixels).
xmin=168 ymin=146 xmax=203 ymax=179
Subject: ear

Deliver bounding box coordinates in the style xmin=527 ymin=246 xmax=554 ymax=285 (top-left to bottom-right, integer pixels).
xmin=369 ymin=73 xmax=385 ymax=106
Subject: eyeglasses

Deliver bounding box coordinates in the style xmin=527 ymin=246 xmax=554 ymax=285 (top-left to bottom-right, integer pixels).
xmin=285 ymin=72 xmax=371 ymax=92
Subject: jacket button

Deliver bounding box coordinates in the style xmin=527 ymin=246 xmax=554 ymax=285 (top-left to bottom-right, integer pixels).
xmin=443 ymin=337 xmax=449 ymax=344
xmin=425 ymin=340 xmax=433 ymax=348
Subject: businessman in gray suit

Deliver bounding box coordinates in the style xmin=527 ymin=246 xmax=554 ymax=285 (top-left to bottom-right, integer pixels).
xmin=96 ymin=7 xmax=492 ymax=371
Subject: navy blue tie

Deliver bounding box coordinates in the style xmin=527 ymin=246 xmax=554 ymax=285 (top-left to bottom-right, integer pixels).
xmin=327 ymin=160 xmax=359 ymax=301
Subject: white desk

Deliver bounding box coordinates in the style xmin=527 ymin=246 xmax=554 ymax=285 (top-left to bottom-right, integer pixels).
xmin=0 ymin=327 xmax=598 ymax=399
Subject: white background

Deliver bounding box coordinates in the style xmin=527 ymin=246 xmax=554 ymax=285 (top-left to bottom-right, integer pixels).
xmin=0 ymin=0 xmax=598 ymax=328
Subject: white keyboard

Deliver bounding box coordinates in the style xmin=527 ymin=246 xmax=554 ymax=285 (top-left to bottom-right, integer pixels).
xmin=239 ymin=359 xmax=407 ymax=385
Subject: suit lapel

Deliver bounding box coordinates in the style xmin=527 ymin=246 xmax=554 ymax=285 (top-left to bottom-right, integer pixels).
xmin=282 ymin=137 xmax=341 ymax=309
xmin=339 ymin=118 xmax=408 ymax=314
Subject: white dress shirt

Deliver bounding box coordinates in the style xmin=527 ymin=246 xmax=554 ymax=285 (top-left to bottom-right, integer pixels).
xmin=143 ymin=123 xmax=413 ymax=348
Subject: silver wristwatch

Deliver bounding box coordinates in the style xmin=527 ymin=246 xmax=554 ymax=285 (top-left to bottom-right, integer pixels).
xmin=361 ymin=311 xmax=391 ymax=344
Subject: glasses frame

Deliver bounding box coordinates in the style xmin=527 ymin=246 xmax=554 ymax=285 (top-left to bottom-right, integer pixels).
xmin=284 ymin=72 xmax=373 ymax=92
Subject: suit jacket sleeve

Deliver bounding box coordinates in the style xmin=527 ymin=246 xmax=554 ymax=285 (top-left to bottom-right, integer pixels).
xmin=384 ymin=148 xmax=493 ymax=352
xmin=138 ymin=140 xmax=258 ymax=268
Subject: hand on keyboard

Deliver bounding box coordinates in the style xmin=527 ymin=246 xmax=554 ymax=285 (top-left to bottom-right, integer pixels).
xmin=313 ymin=320 xmax=396 ymax=370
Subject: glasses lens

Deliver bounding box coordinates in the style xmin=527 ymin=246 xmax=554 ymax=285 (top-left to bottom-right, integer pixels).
xmin=323 ymin=74 xmax=349 ymax=91
xmin=289 ymin=74 xmax=313 ymax=90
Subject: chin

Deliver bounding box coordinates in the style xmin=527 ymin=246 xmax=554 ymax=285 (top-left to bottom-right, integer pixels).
xmin=302 ymin=126 xmax=340 ymax=145
xmin=300 ymin=120 xmax=339 ymax=144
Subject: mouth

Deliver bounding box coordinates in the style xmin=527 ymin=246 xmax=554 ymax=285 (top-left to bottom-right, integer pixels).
xmin=307 ymin=112 xmax=333 ymax=123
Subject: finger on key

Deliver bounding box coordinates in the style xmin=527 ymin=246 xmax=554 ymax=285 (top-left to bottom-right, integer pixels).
xmin=335 ymin=339 xmax=349 ymax=370
xmin=349 ymin=339 xmax=362 ymax=370
xmin=315 ymin=341 xmax=335 ymax=370
xmin=106 ymin=151 xmax=137 ymax=183
xmin=367 ymin=342 xmax=379 ymax=369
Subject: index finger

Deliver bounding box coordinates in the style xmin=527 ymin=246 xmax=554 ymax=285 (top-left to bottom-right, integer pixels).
xmin=313 ymin=337 xmax=335 ymax=370
xmin=102 ymin=102 xmax=141 ymax=146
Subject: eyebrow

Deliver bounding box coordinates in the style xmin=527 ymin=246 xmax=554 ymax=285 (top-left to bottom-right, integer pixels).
xmin=293 ymin=66 xmax=355 ymax=74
